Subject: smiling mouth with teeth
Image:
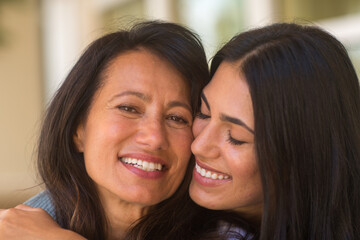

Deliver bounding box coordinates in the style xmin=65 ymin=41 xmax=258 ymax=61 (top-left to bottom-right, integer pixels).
xmin=195 ymin=163 xmax=230 ymax=180
xmin=121 ymin=157 xmax=164 ymax=172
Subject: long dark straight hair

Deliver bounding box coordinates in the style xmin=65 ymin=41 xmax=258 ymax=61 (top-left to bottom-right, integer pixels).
xmin=210 ymin=23 xmax=360 ymax=239
xmin=37 ymin=20 xmax=209 ymax=239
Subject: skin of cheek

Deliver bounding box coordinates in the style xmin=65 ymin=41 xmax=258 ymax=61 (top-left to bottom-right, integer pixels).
xmin=164 ymin=127 xmax=193 ymax=193
xmin=224 ymin=144 xmax=263 ymax=213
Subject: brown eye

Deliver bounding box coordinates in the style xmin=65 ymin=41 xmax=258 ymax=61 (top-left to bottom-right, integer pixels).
xmin=166 ymin=114 xmax=191 ymax=129
xmin=167 ymin=115 xmax=188 ymax=124
xmin=117 ymin=105 xmax=138 ymax=113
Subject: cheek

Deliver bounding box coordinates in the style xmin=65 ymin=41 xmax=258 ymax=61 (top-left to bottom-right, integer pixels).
xmin=227 ymin=146 xmax=261 ymax=187
xmin=90 ymin=117 xmax=136 ymax=144
xmin=170 ymin=128 xmax=193 ymax=163
xmin=81 ymin=118 xmax=136 ymax=173
xmin=192 ymin=118 xmax=206 ymax=137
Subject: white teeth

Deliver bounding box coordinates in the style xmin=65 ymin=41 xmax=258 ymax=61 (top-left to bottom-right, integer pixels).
xmin=149 ymin=162 xmax=155 ymax=169
xmin=121 ymin=157 xmax=163 ymax=171
xmin=195 ymin=163 xmax=230 ymax=180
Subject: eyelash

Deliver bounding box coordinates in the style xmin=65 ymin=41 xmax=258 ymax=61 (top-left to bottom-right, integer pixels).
xmin=167 ymin=115 xmax=189 ymax=125
xmin=196 ymin=111 xmax=210 ymax=119
xmin=227 ymin=130 xmax=246 ymax=146
xmin=197 ymin=111 xmax=245 ymax=146
xmin=117 ymin=105 xmax=138 ymax=113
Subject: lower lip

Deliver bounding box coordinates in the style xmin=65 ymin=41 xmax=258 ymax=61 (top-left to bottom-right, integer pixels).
xmin=192 ymin=168 xmax=231 ymax=187
xmin=121 ymin=162 xmax=165 ymax=179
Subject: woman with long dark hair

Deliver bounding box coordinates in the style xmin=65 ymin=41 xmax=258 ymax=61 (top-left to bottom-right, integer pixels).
xmin=190 ymin=22 xmax=360 ymax=239
xmin=0 ymin=20 xmax=209 ymax=240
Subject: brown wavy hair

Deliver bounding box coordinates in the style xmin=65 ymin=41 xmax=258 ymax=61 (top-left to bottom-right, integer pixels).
xmin=37 ymin=20 xmax=209 ymax=239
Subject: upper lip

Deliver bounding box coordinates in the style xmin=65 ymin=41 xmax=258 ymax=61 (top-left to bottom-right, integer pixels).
xmin=119 ymin=153 xmax=167 ymax=167
xmin=195 ymin=158 xmax=230 ymax=176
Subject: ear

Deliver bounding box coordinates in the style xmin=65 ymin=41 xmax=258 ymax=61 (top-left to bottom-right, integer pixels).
xmin=73 ymin=123 xmax=85 ymax=152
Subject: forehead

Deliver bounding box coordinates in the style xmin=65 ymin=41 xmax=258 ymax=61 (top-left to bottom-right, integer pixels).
xmin=99 ymin=49 xmax=190 ymax=98
xmin=205 ymin=61 xmax=254 ymax=128
xmin=206 ymin=61 xmax=250 ymax=99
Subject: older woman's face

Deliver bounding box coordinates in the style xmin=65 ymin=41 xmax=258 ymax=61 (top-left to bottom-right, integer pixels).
xmin=189 ymin=61 xmax=263 ymax=219
xmin=74 ymin=50 xmax=193 ymax=207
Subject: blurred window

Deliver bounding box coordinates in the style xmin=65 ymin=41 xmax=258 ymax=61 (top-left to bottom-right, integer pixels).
xmin=177 ymin=0 xmax=246 ymax=58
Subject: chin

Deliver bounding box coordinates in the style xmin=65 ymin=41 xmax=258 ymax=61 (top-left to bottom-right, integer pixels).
xmin=189 ymin=187 xmax=209 ymax=208
xmin=189 ymin=185 xmax=228 ymax=210
xmin=129 ymin=192 xmax=170 ymax=206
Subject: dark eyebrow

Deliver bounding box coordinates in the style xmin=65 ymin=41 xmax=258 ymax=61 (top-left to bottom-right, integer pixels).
xmin=220 ymin=113 xmax=254 ymax=134
xmin=201 ymin=92 xmax=210 ymax=110
xmin=110 ymin=91 xmax=150 ymax=102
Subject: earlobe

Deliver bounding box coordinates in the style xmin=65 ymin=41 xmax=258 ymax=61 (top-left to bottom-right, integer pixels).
xmin=73 ymin=124 xmax=85 ymax=152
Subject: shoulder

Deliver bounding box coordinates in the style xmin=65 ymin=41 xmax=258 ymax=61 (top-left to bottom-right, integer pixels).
xmin=24 ymin=190 xmax=57 ymax=222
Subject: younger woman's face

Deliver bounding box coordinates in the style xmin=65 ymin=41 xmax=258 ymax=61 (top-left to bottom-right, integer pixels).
xmin=189 ymin=61 xmax=263 ymax=220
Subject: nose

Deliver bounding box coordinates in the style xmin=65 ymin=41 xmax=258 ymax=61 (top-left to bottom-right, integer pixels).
xmin=135 ymin=116 xmax=169 ymax=151
xmin=191 ymin=120 xmax=220 ymax=159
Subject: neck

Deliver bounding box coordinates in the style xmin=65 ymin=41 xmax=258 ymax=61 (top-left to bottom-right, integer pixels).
xmin=106 ymin=201 xmax=148 ymax=240
xmin=98 ymin=188 xmax=150 ymax=240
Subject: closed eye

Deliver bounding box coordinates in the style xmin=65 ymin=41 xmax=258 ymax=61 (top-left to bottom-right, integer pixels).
xmin=227 ymin=130 xmax=246 ymax=146
xmin=196 ymin=112 xmax=210 ymax=119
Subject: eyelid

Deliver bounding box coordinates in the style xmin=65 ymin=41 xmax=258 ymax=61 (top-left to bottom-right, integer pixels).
xmin=196 ymin=112 xmax=210 ymax=119
xmin=227 ymin=130 xmax=246 ymax=146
